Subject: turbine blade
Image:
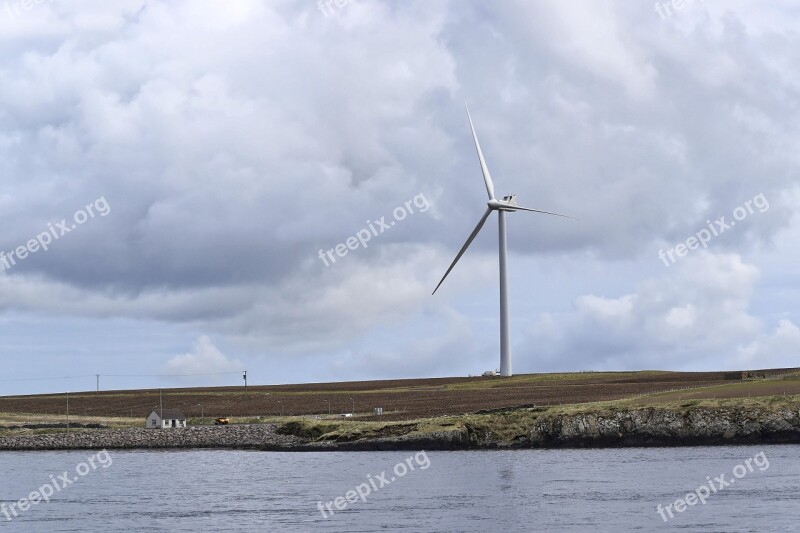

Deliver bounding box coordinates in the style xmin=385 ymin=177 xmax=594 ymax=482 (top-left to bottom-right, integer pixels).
xmin=510 ymin=205 xmax=576 ymax=219
xmin=465 ymin=103 xmax=496 ymax=200
xmin=433 ymin=207 xmax=493 ymax=295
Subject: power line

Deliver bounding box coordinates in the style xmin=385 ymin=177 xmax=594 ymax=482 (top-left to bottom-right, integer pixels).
xmin=0 ymin=371 xmax=245 ymax=383
xmin=0 ymin=375 xmax=95 ymax=383
xmin=102 ymin=371 xmax=244 ymax=378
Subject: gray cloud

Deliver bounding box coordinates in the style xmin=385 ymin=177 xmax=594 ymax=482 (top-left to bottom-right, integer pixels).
xmin=1 ymin=0 xmax=799 ymax=386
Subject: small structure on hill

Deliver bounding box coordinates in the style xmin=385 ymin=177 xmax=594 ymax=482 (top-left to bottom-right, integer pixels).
xmin=146 ymin=409 xmax=187 ymax=429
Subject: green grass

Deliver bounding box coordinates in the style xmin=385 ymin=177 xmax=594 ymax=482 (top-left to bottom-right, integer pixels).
xmin=0 ymin=412 xmax=141 ymax=437
xmin=4 ymin=389 xmax=798 ymax=443
xmin=261 ymin=393 xmax=800 ymax=444
xmin=443 ymin=371 xmax=670 ymax=391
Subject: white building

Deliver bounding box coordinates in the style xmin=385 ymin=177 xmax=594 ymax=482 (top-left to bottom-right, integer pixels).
xmin=146 ymin=409 xmax=187 ymax=429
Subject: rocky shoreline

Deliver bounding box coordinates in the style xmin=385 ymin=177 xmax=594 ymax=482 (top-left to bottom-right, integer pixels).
xmin=0 ymin=424 xmax=305 ymax=451
xmin=2 ymin=405 xmax=799 ymax=452
xmin=524 ymin=405 xmax=800 ymax=448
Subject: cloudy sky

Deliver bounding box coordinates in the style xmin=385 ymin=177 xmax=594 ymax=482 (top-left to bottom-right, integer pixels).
xmin=1 ymin=0 xmax=798 ymax=395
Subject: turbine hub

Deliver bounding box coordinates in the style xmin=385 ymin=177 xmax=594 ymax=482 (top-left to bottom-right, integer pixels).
xmin=488 ymin=195 xmax=518 ymax=211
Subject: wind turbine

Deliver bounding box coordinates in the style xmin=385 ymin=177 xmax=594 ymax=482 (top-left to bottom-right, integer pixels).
xmin=433 ymin=104 xmax=572 ymax=377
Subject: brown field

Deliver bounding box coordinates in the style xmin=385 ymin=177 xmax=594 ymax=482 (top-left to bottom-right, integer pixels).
xmin=2 ymin=367 xmax=798 ymax=423
xmin=628 ymin=376 xmax=800 ymax=405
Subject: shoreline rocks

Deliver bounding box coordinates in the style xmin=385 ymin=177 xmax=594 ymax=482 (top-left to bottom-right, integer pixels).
xmin=526 ymin=405 xmax=800 ymax=448
xmin=0 ymin=424 xmax=304 ymax=451
xmin=2 ymin=406 xmax=799 ymax=452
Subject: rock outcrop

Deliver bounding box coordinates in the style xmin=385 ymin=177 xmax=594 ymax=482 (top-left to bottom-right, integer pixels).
xmin=528 ymin=406 xmax=800 ymax=448
xmin=2 ymin=406 xmax=799 ymax=451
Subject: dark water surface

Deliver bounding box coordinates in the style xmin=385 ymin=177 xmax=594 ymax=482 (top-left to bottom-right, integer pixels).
xmin=1 ymin=445 xmax=798 ymax=531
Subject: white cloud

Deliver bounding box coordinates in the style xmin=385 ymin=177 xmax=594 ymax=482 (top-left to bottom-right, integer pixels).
xmin=737 ymin=320 xmax=800 ymax=370
xmin=520 ymin=252 xmax=769 ymax=371
xmin=1 ymin=0 xmax=800 ymax=390
xmin=164 ymin=335 xmax=243 ymax=377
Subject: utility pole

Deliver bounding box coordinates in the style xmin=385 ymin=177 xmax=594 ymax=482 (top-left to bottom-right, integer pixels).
xmin=159 ymin=388 xmax=163 ymax=424
xmin=66 ymin=391 xmax=70 ymax=432
xmin=243 ymin=370 xmax=247 ymax=393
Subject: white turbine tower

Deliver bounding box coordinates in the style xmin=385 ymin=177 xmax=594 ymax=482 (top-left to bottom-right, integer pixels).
xmin=433 ymin=104 xmax=572 ymax=377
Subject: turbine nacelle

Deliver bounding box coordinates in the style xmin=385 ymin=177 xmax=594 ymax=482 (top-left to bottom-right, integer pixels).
xmin=489 ymin=195 xmax=519 ymax=212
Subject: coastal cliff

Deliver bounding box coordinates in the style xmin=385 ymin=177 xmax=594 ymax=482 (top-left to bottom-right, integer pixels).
xmin=525 ymin=405 xmax=800 ymax=448
xmin=2 ymin=402 xmax=799 ymax=451
xmin=300 ymin=404 xmax=800 ymax=450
